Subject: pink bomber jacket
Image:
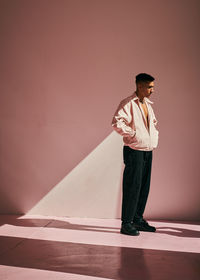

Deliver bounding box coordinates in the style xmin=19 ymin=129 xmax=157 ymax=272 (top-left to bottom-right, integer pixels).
xmin=111 ymin=92 xmax=159 ymax=151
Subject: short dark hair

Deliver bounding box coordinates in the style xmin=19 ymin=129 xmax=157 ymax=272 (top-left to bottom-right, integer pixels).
xmin=135 ymin=73 xmax=155 ymax=84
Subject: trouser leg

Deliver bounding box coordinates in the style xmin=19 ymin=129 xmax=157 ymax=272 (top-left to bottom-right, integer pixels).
xmin=134 ymin=151 xmax=152 ymax=221
xmin=121 ymin=146 xmax=144 ymax=223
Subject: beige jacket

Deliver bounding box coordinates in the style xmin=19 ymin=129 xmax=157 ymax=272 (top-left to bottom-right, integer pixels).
xmin=111 ymin=92 xmax=159 ymax=151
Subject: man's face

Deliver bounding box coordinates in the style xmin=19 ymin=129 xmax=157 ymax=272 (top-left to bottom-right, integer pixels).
xmin=142 ymin=81 xmax=154 ymax=98
xmin=138 ymin=81 xmax=154 ymax=99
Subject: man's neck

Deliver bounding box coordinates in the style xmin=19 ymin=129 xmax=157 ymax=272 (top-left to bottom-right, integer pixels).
xmin=135 ymin=91 xmax=144 ymax=103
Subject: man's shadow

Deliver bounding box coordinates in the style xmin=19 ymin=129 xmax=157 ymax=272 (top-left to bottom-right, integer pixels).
xmin=0 ymin=215 xmax=119 ymax=234
xmin=156 ymin=226 xmax=200 ymax=238
xmin=0 ymin=215 xmax=200 ymax=237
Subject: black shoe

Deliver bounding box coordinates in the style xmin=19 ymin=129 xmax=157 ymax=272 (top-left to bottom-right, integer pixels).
xmin=120 ymin=223 xmax=140 ymax=236
xmin=133 ymin=219 xmax=156 ymax=232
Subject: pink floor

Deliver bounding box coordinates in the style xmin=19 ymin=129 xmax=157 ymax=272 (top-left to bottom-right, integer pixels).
xmin=0 ymin=215 xmax=199 ymax=280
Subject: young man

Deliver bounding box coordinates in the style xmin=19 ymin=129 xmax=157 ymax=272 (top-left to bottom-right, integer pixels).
xmin=112 ymin=73 xmax=159 ymax=236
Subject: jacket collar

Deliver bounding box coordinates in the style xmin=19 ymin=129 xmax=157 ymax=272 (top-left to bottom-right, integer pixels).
xmin=132 ymin=92 xmax=153 ymax=104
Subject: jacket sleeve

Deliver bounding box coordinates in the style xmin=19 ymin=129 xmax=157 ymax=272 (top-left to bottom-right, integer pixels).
xmin=111 ymin=101 xmax=135 ymax=137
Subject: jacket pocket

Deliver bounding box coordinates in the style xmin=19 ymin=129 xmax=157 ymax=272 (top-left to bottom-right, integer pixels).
xmin=151 ymin=128 xmax=159 ymax=148
xmin=123 ymin=131 xmax=137 ymax=145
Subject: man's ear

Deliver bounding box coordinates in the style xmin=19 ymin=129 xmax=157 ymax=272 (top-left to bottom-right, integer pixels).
xmin=137 ymin=83 xmax=143 ymax=90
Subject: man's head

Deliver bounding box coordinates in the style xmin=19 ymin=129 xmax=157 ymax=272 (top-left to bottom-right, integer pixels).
xmin=135 ymin=73 xmax=155 ymax=100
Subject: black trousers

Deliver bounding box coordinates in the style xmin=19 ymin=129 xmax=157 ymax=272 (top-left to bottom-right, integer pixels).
xmin=122 ymin=145 xmax=153 ymax=224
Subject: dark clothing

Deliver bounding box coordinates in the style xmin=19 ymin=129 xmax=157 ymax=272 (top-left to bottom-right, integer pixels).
xmin=122 ymin=145 xmax=152 ymax=223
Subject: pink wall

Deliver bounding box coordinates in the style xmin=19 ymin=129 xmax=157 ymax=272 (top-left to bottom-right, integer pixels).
xmin=0 ymin=0 xmax=199 ymax=220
